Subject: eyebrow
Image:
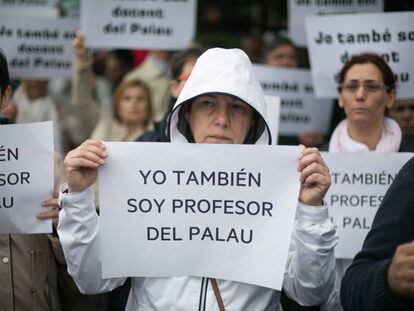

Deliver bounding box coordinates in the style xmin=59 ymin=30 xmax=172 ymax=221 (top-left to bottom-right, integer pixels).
xmin=346 ymin=79 xmax=380 ymax=83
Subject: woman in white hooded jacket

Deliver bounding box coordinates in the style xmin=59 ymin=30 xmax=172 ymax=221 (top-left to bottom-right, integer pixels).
xmin=57 ymin=48 xmax=338 ymax=310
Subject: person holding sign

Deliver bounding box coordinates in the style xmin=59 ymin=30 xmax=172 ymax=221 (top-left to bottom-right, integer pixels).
xmin=340 ymin=157 xmax=414 ymax=311
xmin=0 ymin=51 xmax=65 ymax=311
xmin=72 ymin=32 xmax=154 ymax=142
xmin=58 ymin=48 xmax=338 ymax=310
xmin=324 ymin=53 xmax=401 ymax=311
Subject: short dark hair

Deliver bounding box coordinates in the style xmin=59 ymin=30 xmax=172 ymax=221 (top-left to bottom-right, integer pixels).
xmin=338 ymin=53 xmax=396 ymax=93
xmin=170 ymin=47 xmax=205 ymax=81
xmin=264 ymin=37 xmax=296 ymax=58
xmin=0 ymin=50 xmax=10 ymax=97
xmin=108 ymin=49 xmax=135 ymax=69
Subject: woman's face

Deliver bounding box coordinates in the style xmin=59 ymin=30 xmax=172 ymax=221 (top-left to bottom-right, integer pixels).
xmin=170 ymin=58 xmax=197 ymax=99
xmin=117 ymin=86 xmax=150 ymax=126
xmin=339 ymin=63 xmax=395 ymax=127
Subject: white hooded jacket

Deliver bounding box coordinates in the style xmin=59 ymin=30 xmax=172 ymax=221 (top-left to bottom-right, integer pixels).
xmin=58 ymin=48 xmax=337 ymax=310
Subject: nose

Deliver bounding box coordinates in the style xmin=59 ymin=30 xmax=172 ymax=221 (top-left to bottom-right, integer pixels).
xmin=214 ymin=106 xmax=230 ymax=128
xmin=355 ymin=85 xmax=366 ymax=101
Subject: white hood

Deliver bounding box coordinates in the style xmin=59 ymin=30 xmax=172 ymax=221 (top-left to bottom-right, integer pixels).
xmin=168 ymin=48 xmax=271 ymax=145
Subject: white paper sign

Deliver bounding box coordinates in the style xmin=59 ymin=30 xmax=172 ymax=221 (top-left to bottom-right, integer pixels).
xmin=253 ymin=65 xmax=334 ymax=136
xmin=99 ymin=142 xmax=301 ymax=290
xmin=0 ymin=15 xmax=78 ymax=79
xmin=0 ymin=7 xmax=58 ymax=18
xmin=0 ymin=0 xmax=57 ymax=7
xmin=289 ymin=0 xmax=383 ymax=47
xmin=0 ymin=121 xmax=54 ymax=234
xmin=264 ymin=95 xmax=280 ymax=145
xmin=81 ymin=0 xmax=197 ymax=50
xmin=306 ymin=12 xmax=414 ymax=99
xmin=322 ymin=152 xmax=413 ymax=259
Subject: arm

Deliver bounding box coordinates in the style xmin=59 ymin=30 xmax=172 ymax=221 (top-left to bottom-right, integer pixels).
xmin=56 ymin=140 xmax=126 ymax=293
xmin=340 ymin=158 xmax=414 ymax=311
xmin=283 ymin=202 xmax=337 ymax=306
xmin=57 ymin=185 xmax=127 ymax=293
xmin=282 ymin=147 xmax=338 ymax=306
xmin=70 ymin=32 xmax=101 ymax=141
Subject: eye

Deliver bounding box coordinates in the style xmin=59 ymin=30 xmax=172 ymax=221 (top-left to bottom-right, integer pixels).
xmin=364 ymin=82 xmax=381 ymax=92
xmin=344 ymin=83 xmax=359 ymax=92
xmin=231 ymin=102 xmax=250 ymax=115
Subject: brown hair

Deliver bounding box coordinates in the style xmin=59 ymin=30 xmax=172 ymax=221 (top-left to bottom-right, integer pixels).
xmin=112 ymin=79 xmax=152 ymax=126
xmin=338 ymin=53 xmax=396 ymax=93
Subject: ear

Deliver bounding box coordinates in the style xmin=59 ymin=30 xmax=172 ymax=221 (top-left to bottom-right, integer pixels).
xmin=338 ymin=94 xmax=345 ymax=108
xmin=169 ymin=80 xmax=181 ymax=99
xmin=0 ymin=85 xmax=12 ymax=110
xmin=385 ymin=89 xmax=396 ymax=109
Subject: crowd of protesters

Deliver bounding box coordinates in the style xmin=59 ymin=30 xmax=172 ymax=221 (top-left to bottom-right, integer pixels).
xmin=1 ymin=5 xmax=414 ymax=311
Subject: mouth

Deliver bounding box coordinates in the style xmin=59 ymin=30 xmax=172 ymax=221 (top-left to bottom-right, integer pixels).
xmin=205 ymin=135 xmax=232 ymax=143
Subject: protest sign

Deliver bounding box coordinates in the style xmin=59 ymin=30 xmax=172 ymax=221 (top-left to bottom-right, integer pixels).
xmin=322 ymin=152 xmax=413 ymax=259
xmin=289 ymin=0 xmax=383 ymax=47
xmin=0 ymin=0 xmax=57 ymax=7
xmin=264 ymin=95 xmax=280 ymax=144
xmin=253 ymin=65 xmax=333 ymax=136
xmin=306 ymin=12 xmax=414 ymax=99
xmin=81 ymin=0 xmax=197 ymax=50
xmin=0 ymin=14 xmax=78 ymax=79
xmin=0 ymin=121 xmax=54 ymax=234
xmin=99 ymin=142 xmax=301 ymax=290
xmin=0 ymin=7 xmax=58 ymax=18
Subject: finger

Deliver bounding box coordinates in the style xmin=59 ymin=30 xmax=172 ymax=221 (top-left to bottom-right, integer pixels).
xmin=37 ymin=208 xmax=59 ymax=220
xmin=41 ymin=198 xmax=58 ymax=208
xmin=302 ymin=172 xmax=331 ymax=188
xmin=66 ymin=148 xmax=106 ymax=167
xmin=81 ymin=139 xmax=106 ymax=151
xmin=300 ymin=162 xmax=329 ymax=182
xmin=65 ymin=157 xmax=102 ymax=171
xmin=396 ymin=242 xmax=414 ymax=256
xmin=298 ymin=151 xmax=326 ymax=172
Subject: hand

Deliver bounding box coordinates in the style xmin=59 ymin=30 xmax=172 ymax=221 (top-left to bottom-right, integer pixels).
xmin=298 ymin=131 xmax=325 ymax=148
xmin=37 ymin=187 xmax=60 ymax=227
xmin=64 ymin=140 xmax=107 ymax=193
xmin=298 ymin=147 xmax=331 ymax=206
xmin=72 ymin=31 xmax=89 ymax=65
xmin=37 ymin=197 xmax=59 ymax=227
xmin=387 ymin=242 xmax=414 ymax=298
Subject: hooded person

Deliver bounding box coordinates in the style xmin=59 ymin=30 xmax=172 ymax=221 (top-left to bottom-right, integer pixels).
xmin=58 ymin=48 xmax=337 ymax=310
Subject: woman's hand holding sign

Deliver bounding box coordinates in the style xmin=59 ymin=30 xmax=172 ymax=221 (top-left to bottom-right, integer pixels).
xmin=298 ymin=147 xmax=331 ymax=206
xmin=64 ymin=140 xmax=107 ymax=193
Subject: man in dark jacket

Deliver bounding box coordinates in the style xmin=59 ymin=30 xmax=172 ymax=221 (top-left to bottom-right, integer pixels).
xmin=340 ymin=157 xmax=414 ymax=311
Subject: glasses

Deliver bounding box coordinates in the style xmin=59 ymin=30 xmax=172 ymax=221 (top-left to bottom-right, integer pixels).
xmin=338 ymin=81 xmax=390 ymax=94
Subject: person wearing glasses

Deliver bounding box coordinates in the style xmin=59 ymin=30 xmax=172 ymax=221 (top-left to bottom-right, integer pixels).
xmin=388 ymin=99 xmax=414 ymax=152
xmin=329 ymin=53 xmax=400 ymax=153
xmin=321 ymin=53 xmax=401 ymax=311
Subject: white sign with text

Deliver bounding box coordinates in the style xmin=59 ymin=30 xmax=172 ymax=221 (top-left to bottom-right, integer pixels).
xmin=289 ymin=0 xmax=383 ymax=47
xmin=306 ymin=12 xmax=414 ymax=99
xmin=81 ymin=0 xmax=197 ymax=50
xmin=0 ymin=14 xmax=78 ymax=79
xmin=253 ymin=65 xmax=333 ymax=136
xmin=322 ymin=152 xmax=413 ymax=259
xmin=0 ymin=122 xmax=54 ymax=234
xmin=264 ymin=95 xmax=281 ymax=145
xmin=99 ymin=142 xmax=301 ymax=290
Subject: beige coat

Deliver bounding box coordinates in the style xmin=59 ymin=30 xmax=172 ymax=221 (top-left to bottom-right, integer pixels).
xmin=0 ymin=154 xmax=66 ymax=311
xmin=74 ymin=60 xmax=153 ymax=142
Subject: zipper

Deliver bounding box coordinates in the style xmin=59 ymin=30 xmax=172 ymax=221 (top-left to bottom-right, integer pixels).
xmin=198 ymin=277 xmax=209 ymax=311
